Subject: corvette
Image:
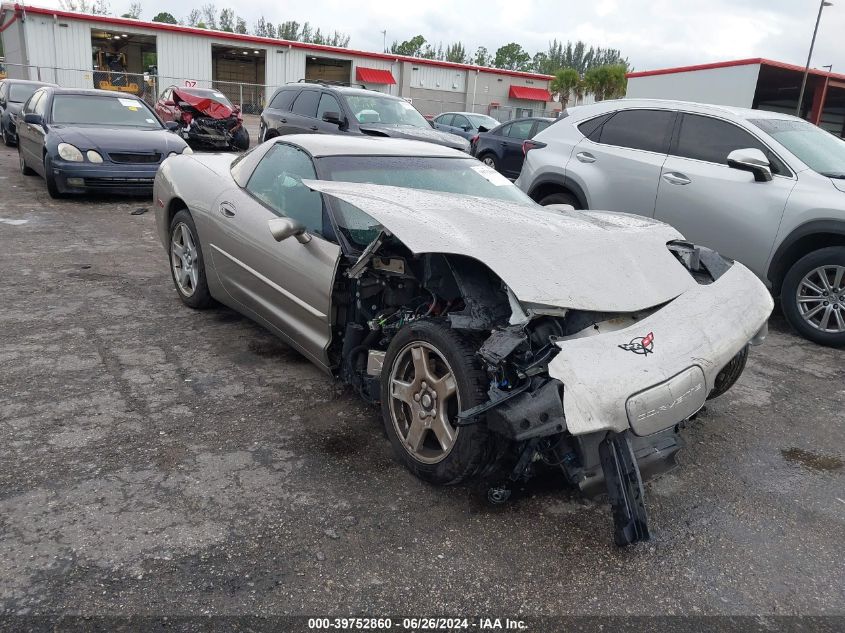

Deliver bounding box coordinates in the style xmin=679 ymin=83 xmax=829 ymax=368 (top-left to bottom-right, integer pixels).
xmin=154 ymin=135 xmax=773 ymax=546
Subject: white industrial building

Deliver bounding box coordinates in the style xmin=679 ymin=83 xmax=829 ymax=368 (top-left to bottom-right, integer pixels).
xmin=626 ymin=58 xmax=845 ymax=137
xmin=0 ymin=3 xmax=555 ymax=120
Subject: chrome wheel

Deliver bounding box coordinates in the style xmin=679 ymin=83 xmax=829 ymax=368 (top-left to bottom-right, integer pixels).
xmin=796 ymin=265 xmax=845 ymax=333
xmin=171 ymin=222 xmax=199 ymax=297
xmin=482 ymin=156 xmax=495 ymax=167
xmin=388 ymin=341 xmax=461 ymax=464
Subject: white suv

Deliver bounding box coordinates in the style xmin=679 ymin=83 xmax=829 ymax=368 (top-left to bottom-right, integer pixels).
xmin=516 ymin=99 xmax=845 ymax=347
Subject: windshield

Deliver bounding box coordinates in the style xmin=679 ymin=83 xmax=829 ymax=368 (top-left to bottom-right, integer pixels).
xmin=52 ymin=95 xmax=163 ymax=128
xmin=750 ymin=118 xmax=845 ymax=178
xmin=9 ymin=83 xmax=40 ymax=103
xmin=317 ymin=155 xmax=534 ymax=248
xmin=345 ymin=95 xmax=429 ymax=127
xmin=466 ymin=114 xmax=499 ymax=130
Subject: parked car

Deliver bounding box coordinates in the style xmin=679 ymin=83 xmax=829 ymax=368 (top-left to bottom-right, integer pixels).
xmin=259 ymin=83 xmax=469 ymax=152
xmin=471 ymin=117 xmax=555 ymax=178
xmin=155 ymin=86 xmax=249 ymax=151
xmin=17 ymin=87 xmax=191 ymax=198
xmin=516 ymin=99 xmax=845 ymax=347
xmin=0 ymin=78 xmax=56 ymax=146
xmin=431 ymin=111 xmax=500 ymax=140
xmin=154 ymin=134 xmax=772 ymax=546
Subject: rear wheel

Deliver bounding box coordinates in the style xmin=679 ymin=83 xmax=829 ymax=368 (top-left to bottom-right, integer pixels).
xmin=380 ymin=320 xmax=491 ymax=485
xmin=2 ymin=124 xmax=14 ymax=147
xmin=479 ymin=153 xmax=497 ymax=170
xmin=781 ymin=247 xmax=845 ymax=347
xmin=169 ymin=209 xmax=213 ymax=309
xmin=538 ymin=191 xmax=580 ymax=209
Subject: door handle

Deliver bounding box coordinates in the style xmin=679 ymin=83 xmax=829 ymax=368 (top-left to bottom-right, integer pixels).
xmin=576 ymin=152 xmax=596 ymax=163
xmin=280 ymin=118 xmax=287 ymax=124
xmin=310 ymin=125 xmax=319 ymax=131
xmin=219 ymin=202 xmax=236 ymax=218
xmin=662 ymin=172 xmax=691 ymax=185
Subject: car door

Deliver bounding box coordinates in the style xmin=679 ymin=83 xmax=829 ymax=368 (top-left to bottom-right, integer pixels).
xmin=204 ymin=142 xmax=340 ymax=368
xmin=498 ymin=119 xmax=536 ymax=178
xmin=261 ymin=88 xmax=298 ymax=139
xmin=432 ymin=113 xmax=454 ymax=133
xmin=315 ymin=92 xmax=345 ymax=134
xmin=18 ymin=89 xmax=46 ymax=172
xmin=570 ymin=108 xmax=676 ymax=217
xmin=286 ymin=90 xmax=321 ymax=134
xmin=450 ymin=114 xmax=473 ymax=139
xmin=653 ymin=112 xmax=796 ymax=277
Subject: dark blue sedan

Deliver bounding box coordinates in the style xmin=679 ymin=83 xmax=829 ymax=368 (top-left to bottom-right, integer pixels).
xmin=470 ymin=117 xmax=555 ymax=179
xmin=16 ymin=87 xmax=191 ymax=198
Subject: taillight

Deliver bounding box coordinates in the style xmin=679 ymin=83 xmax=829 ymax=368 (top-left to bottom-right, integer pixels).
xmin=522 ymin=139 xmax=547 ymax=156
xmin=470 ymin=135 xmax=479 ymax=144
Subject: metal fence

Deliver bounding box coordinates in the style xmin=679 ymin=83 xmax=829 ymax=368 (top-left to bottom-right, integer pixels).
xmin=408 ymin=97 xmax=561 ymax=122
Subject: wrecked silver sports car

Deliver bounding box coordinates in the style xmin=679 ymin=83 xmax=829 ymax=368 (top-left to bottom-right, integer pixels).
xmin=154 ymin=135 xmax=774 ymax=546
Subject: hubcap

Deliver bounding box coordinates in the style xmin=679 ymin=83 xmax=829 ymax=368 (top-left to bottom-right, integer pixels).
xmin=388 ymin=342 xmax=460 ymax=464
xmin=171 ymin=222 xmax=199 ymax=297
xmin=483 ymin=157 xmax=495 ymax=167
xmin=796 ymin=264 xmax=845 ymax=333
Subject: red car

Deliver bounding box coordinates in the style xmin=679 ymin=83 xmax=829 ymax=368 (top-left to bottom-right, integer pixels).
xmin=155 ymin=86 xmax=249 ymax=151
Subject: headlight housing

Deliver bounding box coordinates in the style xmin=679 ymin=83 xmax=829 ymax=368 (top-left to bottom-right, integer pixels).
xmin=86 ymin=150 xmax=103 ymax=164
xmin=57 ymin=143 xmax=84 ymax=162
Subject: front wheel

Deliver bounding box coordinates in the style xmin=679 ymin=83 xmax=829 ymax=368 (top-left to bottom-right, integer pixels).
xmin=781 ymin=247 xmax=845 ymax=347
xmin=479 ymin=153 xmax=497 ymax=170
xmin=19 ymin=147 xmax=35 ymax=175
xmin=44 ymin=155 xmax=64 ymax=199
xmin=380 ymin=320 xmax=491 ymax=485
xmin=169 ymin=209 xmax=213 ymax=309
xmin=538 ymin=191 xmax=580 ymax=209
xmin=230 ymin=127 xmax=249 ymax=151
xmin=2 ymin=124 xmax=14 ymax=147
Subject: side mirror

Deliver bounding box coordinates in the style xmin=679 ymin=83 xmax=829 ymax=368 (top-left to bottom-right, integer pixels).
xmin=268 ymin=217 xmax=311 ymax=244
xmin=322 ymin=111 xmax=343 ymax=126
xmin=477 ymin=125 xmax=489 ymax=133
xmin=727 ymin=148 xmax=772 ymax=182
xmin=164 ymin=121 xmax=180 ymax=132
xmin=23 ymin=113 xmax=43 ymax=125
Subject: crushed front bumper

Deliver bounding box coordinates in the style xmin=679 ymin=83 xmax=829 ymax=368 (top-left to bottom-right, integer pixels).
xmin=548 ymin=262 xmax=774 ymax=437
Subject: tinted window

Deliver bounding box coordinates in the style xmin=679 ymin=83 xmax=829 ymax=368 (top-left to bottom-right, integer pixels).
xmin=246 ymin=143 xmax=324 ymax=235
xmin=270 ymin=89 xmax=297 ymax=110
xmin=452 ymin=114 xmax=470 ymax=130
xmin=436 ymin=114 xmax=454 ymax=126
xmin=675 ymin=114 xmax=787 ymax=175
xmin=596 ymin=109 xmax=674 ymax=153
xmin=9 ymin=83 xmax=41 ymax=103
xmin=291 ymin=90 xmax=320 ymax=118
xmin=23 ymin=90 xmax=43 ymax=115
xmin=506 ymin=120 xmax=534 ymax=140
xmin=317 ymin=93 xmax=342 ymax=119
xmin=534 ymin=120 xmax=551 ymax=134
xmin=578 ymin=113 xmax=613 ymax=141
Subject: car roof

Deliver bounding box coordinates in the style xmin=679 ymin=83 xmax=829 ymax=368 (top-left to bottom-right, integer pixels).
xmin=277 ymin=83 xmax=402 ymax=99
xmin=568 ymin=98 xmax=802 ymax=122
xmin=48 ymin=87 xmax=144 ymax=100
xmin=439 ymin=112 xmax=495 ymax=117
xmin=275 ymin=134 xmax=468 ymax=158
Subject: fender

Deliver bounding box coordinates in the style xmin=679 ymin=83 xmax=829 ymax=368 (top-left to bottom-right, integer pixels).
xmin=528 ymin=174 xmax=589 ymax=209
xmin=767 ymin=219 xmax=845 ymax=290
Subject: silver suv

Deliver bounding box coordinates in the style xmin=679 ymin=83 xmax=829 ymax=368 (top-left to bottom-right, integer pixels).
xmin=516 ymin=99 xmax=845 ymax=346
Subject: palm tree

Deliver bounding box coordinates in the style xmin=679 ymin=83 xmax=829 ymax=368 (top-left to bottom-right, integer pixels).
xmin=550 ymin=67 xmax=581 ymax=110
xmin=584 ymin=64 xmax=628 ymax=101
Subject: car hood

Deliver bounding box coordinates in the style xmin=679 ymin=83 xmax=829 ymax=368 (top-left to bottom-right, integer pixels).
xmin=172 ymin=88 xmax=235 ymax=119
xmin=304 ymin=180 xmax=698 ymax=313
xmin=357 ymin=124 xmax=470 ymax=151
xmin=51 ymin=125 xmax=187 ymax=153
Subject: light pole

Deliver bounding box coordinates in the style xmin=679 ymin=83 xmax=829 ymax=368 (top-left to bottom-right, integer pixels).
xmin=381 ymin=30 xmax=387 ymax=53
xmin=796 ymin=0 xmax=833 ymax=117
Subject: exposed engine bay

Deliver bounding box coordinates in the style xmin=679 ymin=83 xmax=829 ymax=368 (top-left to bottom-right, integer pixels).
xmin=171 ymin=88 xmax=249 ymax=152
xmin=327 ymin=232 xmax=761 ymax=546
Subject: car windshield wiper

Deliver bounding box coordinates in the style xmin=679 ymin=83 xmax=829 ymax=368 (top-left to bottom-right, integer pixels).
xmin=821 ymin=172 xmax=845 ymax=179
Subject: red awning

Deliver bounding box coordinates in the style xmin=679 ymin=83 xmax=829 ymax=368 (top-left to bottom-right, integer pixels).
xmin=356 ymin=67 xmax=397 ymax=85
xmin=509 ymin=86 xmax=552 ymax=101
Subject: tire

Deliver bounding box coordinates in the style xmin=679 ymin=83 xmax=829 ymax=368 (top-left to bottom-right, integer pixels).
xmin=707 ymin=346 xmax=748 ymax=400
xmin=19 ymin=147 xmax=35 ymax=176
xmin=380 ymin=320 xmax=491 ymax=485
xmin=478 ymin=153 xmax=497 ymax=170
xmin=230 ymin=127 xmax=250 ymax=151
xmin=538 ymin=191 xmax=581 ymax=209
xmin=168 ymin=209 xmax=213 ymax=309
xmin=2 ymin=124 xmax=14 ymax=147
xmin=44 ymin=155 xmax=64 ymax=199
xmin=781 ymin=246 xmax=845 ymax=347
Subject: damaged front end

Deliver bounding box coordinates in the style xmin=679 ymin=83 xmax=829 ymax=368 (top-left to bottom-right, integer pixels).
xmin=172 ymin=89 xmax=249 ymax=151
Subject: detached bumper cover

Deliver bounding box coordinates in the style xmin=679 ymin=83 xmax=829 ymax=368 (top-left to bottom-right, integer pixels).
xmin=548 ymin=262 xmax=774 ymax=436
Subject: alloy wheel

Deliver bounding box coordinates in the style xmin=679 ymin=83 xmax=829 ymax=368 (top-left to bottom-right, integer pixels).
xmin=171 ymin=222 xmax=199 ymax=297
xmin=388 ymin=341 xmax=461 ymax=464
xmin=796 ymin=265 xmax=845 ymax=333
xmin=482 ymin=156 xmax=495 ymax=167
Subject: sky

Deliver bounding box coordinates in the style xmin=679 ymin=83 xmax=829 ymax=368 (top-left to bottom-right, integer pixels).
xmin=33 ymin=0 xmax=845 ymax=73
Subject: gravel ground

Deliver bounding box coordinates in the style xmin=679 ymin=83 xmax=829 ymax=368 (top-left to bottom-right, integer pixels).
xmin=0 ymin=141 xmax=843 ymax=622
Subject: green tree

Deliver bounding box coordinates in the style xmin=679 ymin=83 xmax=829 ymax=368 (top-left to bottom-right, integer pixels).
xmin=445 ymin=42 xmax=467 ymax=64
xmin=59 ymin=0 xmax=110 ymax=14
xmin=218 ymin=8 xmax=234 ymax=32
xmin=300 ymin=22 xmax=313 ymax=42
xmin=550 ymin=67 xmax=581 ymax=109
xmin=278 ymin=20 xmax=300 ymax=40
xmin=234 ymin=17 xmax=247 ymax=33
xmin=186 ymin=9 xmax=201 ymax=27
xmin=493 ymin=42 xmax=531 ymax=71
xmin=390 ymin=35 xmax=426 ymax=57
xmin=152 ymin=11 xmax=177 ymax=24
xmin=200 ymin=3 xmax=217 ymax=30
xmin=421 ymin=42 xmax=443 ymax=60
xmin=583 ymin=64 xmax=628 ymax=101
xmin=473 ymin=46 xmax=491 ymax=67
xmin=536 ymin=39 xmax=629 ymax=75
